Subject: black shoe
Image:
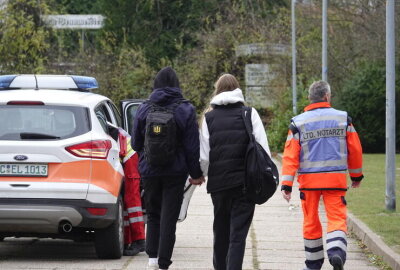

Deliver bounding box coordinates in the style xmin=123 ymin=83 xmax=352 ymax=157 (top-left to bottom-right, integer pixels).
xmin=123 ymin=240 xmax=145 ymax=256
xmin=330 ymin=255 xmax=344 ymax=270
xmin=132 ymin=239 xmax=145 ymax=252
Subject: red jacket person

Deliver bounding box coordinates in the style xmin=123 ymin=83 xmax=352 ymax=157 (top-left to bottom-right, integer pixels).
xmin=281 ymin=81 xmax=363 ymax=270
xmin=117 ymin=128 xmax=146 ymax=256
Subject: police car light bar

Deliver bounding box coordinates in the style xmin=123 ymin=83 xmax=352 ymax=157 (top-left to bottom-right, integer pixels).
xmin=71 ymin=76 xmax=98 ymax=91
xmin=0 ymin=75 xmax=18 ymax=89
xmin=0 ymin=75 xmax=99 ymax=91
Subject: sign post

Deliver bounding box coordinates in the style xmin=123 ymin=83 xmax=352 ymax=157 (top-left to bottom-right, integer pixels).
xmin=42 ymin=14 xmax=105 ymax=53
xmin=42 ymin=15 xmax=105 ymax=29
xmin=292 ymin=0 xmax=297 ymax=114
xmin=245 ymin=64 xmax=277 ymax=108
xmin=236 ymin=43 xmax=289 ymax=57
xmin=236 ymin=43 xmax=289 ymax=108
xmin=322 ymin=0 xmax=328 ymax=82
xmin=385 ymin=0 xmax=396 ymax=211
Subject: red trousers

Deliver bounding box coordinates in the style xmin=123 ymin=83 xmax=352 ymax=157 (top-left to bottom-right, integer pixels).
xmin=123 ymin=157 xmax=145 ymax=245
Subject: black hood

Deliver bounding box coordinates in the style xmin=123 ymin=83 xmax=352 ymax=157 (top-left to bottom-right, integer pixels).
xmin=149 ymin=87 xmax=183 ymax=105
xmin=153 ymin=66 xmax=180 ymax=89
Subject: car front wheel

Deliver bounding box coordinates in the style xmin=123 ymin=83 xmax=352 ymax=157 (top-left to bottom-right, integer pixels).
xmin=94 ymin=196 xmax=124 ymax=259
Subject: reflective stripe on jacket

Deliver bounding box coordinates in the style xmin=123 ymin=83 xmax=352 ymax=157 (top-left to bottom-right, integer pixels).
xmin=119 ymin=128 xmax=141 ymax=181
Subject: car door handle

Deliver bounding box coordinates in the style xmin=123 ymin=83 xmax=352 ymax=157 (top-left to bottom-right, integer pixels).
xmin=10 ymin=184 xmax=30 ymax=188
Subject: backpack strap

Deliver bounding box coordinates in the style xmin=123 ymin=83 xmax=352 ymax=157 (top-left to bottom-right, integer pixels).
xmin=169 ymin=98 xmax=187 ymax=111
xmin=241 ymin=106 xmax=254 ymax=142
xmin=146 ymin=99 xmax=187 ymax=112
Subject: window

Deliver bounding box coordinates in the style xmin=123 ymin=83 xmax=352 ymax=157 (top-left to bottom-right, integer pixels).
xmin=95 ymin=103 xmax=112 ymax=134
xmin=108 ymin=101 xmax=122 ymax=128
xmin=124 ymin=103 xmax=141 ymax=135
xmin=0 ymin=105 xmax=90 ymax=140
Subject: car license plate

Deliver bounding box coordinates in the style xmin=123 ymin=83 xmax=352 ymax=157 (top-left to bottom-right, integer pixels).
xmin=0 ymin=163 xmax=48 ymax=177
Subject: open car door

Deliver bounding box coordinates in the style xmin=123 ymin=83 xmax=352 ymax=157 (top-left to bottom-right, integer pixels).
xmin=120 ymin=99 xmax=144 ymax=135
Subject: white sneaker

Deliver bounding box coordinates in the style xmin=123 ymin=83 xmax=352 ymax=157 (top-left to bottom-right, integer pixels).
xmin=146 ymin=262 xmax=158 ymax=270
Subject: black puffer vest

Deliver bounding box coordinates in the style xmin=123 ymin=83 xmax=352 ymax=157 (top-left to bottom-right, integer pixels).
xmin=205 ymin=102 xmax=249 ymax=193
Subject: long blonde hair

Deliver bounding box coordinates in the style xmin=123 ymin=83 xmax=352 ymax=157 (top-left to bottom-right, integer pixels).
xmin=200 ymin=74 xmax=240 ymax=126
xmin=213 ymin=74 xmax=240 ymax=96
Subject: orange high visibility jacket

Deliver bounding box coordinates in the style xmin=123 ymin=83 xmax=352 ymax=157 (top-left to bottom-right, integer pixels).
xmin=281 ymin=102 xmax=363 ymax=191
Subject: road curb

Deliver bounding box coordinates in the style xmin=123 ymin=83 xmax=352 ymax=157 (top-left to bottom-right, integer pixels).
xmin=347 ymin=213 xmax=400 ymax=270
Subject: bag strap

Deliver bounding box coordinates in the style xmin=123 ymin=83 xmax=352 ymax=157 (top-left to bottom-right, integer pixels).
xmin=146 ymin=99 xmax=186 ymax=113
xmin=170 ymin=99 xmax=185 ymax=111
xmin=241 ymin=106 xmax=253 ymax=193
xmin=241 ymin=106 xmax=255 ymax=142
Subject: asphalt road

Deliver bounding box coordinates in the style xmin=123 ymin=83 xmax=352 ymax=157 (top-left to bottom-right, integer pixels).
xmin=0 ymin=237 xmax=136 ymax=270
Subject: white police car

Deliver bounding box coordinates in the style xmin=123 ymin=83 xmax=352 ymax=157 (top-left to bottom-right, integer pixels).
xmin=0 ymin=74 xmax=137 ymax=259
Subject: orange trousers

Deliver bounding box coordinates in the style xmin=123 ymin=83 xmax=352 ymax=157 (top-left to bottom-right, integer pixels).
xmin=300 ymin=190 xmax=347 ymax=238
xmin=300 ymin=190 xmax=348 ymax=269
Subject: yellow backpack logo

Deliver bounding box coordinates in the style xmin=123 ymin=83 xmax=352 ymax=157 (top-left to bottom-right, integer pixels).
xmin=153 ymin=125 xmax=162 ymax=134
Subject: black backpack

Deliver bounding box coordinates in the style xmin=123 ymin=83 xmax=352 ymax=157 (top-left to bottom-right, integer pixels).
xmin=242 ymin=107 xmax=279 ymax=205
xmin=144 ymin=100 xmax=183 ymax=166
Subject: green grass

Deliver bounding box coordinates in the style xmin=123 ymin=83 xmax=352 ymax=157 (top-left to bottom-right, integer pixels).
xmin=346 ymin=154 xmax=400 ymax=254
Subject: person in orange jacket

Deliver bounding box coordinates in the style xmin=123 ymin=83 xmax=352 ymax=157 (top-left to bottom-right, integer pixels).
xmin=113 ymin=127 xmax=146 ymax=256
xmin=281 ymin=81 xmax=364 ymax=270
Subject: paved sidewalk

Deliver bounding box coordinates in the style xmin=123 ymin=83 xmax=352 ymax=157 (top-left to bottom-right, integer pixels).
xmin=0 ymin=172 xmax=383 ymax=270
xmin=128 ymin=177 xmax=378 ymax=269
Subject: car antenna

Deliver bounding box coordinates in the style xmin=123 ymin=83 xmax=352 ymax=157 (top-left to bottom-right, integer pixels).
xmin=34 ymin=74 xmax=39 ymax=90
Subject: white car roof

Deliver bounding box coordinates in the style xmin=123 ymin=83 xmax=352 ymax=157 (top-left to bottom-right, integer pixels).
xmin=0 ymin=74 xmax=109 ymax=107
xmin=0 ymin=89 xmax=109 ymax=107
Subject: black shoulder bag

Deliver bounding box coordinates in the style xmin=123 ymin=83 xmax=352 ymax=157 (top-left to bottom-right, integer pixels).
xmin=242 ymin=107 xmax=279 ymax=205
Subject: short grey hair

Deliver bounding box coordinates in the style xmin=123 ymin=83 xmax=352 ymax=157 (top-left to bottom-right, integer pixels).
xmin=308 ymin=81 xmax=331 ymax=102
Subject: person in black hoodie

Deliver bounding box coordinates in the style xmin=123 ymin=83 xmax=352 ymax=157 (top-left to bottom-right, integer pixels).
xmin=132 ymin=67 xmax=205 ymax=270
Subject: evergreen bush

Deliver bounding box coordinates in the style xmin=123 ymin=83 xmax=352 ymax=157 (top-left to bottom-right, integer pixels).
xmin=336 ymin=62 xmax=400 ymax=153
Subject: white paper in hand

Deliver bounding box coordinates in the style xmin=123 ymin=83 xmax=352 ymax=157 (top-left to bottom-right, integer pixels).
xmin=178 ymin=177 xmax=197 ymax=222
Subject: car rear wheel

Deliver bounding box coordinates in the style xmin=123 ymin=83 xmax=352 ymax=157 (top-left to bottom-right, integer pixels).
xmin=94 ymin=196 xmax=124 ymax=259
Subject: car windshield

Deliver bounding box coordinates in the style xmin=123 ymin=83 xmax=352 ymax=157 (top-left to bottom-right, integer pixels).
xmin=0 ymin=105 xmax=90 ymax=140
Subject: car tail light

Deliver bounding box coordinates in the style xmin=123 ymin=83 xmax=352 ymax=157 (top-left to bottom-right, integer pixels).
xmin=7 ymin=101 xmax=44 ymax=105
xmin=86 ymin=207 xmax=108 ymax=216
xmin=65 ymin=140 xmax=112 ymax=159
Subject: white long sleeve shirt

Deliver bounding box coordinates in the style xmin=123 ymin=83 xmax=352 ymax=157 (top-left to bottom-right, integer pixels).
xmin=199 ymin=88 xmax=271 ymax=176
